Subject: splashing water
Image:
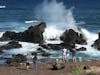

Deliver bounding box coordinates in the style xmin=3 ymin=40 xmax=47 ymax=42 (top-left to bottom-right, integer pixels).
xmin=35 ymin=0 xmax=100 ymax=60
xmin=80 ymin=28 xmax=98 ymax=43
xmin=0 ymin=32 xmax=4 ymax=38
xmin=0 ymin=0 xmax=100 ymax=61
xmin=76 ymin=28 xmax=100 ymax=60
xmin=35 ymin=0 xmax=77 ymax=41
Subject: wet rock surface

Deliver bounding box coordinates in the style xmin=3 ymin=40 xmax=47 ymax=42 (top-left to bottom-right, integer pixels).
xmin=60 ymin=29 xmax=87 ymax=46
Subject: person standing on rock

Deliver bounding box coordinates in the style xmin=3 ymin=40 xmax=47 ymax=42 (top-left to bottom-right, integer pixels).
xmin=26 ymin=53 xmax=31 ymax=70
xmin=62 ymin=48 xmax=68 ymax=63
xmin=71 ymin=48 xmax=77 ymax=62
xmin=32 ymin=53 xmax=38 ymax=71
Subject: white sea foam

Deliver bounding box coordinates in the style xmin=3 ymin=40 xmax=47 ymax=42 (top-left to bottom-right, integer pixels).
xmin=25 ymin=20 xmax=40 ymax=23
xmin=0 ymin=32 xmax=9 ymax=46
xmin=0 ymin=32 xmax=4 ymax=38
xmin=1 ymin=42 xmax=40 ymax=58
xmin=45 ymin=40 xmax=63 ymax=44
xmin=35 ymin=0 xmax=78 ymax=44
xmin=43 ymin=26 xmax=64 ymax=41
xmin=0 ymin=5 xmax=6 ymax=8
xmin=35 ymin=0 xmax=100 ymax=59
xmin=3 ymin=42 xmax=39 ymax=54
xmin=76 ymin=28 xmax=100 ymax=57
xmin=80 ymin=28 xmax=98 ymax=43
xmin=0 ymin=41 xmax=8 ymax=46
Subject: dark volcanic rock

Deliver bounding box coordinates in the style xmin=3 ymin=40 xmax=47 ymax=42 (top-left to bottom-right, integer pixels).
xmin=31 ymin=52 xmax=38 ymax=56
xmin=92 ymin=39 xmax=100 ymax=50
xmin=40 ymin=29 xmax=87 ymax=51
xmin=40 ymin=44 xmax=51 ymax=49
xmin=76 ymin=47 xmax=87 ymax=51
xmin=23 ymin=22 xmax=46 ymax=44
xmin=31 ymin=50 xmax=51 ymax=57
xmin=47 ymin=44 xmax=63 ymax=50
xmin=37 ymin=48 xmax=45 ymax=53
xmin=0 ymin=50 xmax=3 ymax=54
xmin=99 ymin=32 xmax=100 ymax=39
xmin=0 ymin=22 xmax=46 ymax=44
xmin=6 ymin=54 xmax=26 ymax=66
xmin=40 ymin=44 xmax=64 ymax=50
xmin=37 ymin=48 xmax=52 ymax=57
xmin=92 ymin=32 xmax=100 ymax=50
xmin=0 ymin=31 xmax=17 ymax=41
xmin=41 ymin=52 xmax=51 ymax=57
xmin=60 ymin=29 xmax=87 ymax=46
xmin=0 ymin=41 xmax=22 ymax=51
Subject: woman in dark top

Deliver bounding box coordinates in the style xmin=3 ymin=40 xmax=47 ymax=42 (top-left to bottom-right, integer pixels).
xmin=71 ymin=48 xmax=76 ymax=62
xmin=32 ymin=54 xmax=38 ymax=71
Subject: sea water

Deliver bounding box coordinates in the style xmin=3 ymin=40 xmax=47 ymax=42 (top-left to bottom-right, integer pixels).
xmin=0 ymin=0 xmax=100 ymax=64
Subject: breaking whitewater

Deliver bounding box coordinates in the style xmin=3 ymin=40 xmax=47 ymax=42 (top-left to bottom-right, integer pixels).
xmin=0 ymin=1 xmax=100 ymax=64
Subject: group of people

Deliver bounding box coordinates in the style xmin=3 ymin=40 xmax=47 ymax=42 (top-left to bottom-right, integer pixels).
xmin=52 ymin=47 xmax=77 ymax=70
xmin=62 ymin=47 xmax=77 ymax=63
xmin=25 ymin=47 xmax=77 ymax=71
xmin=26 ymin=53 xmax=38 ymax=71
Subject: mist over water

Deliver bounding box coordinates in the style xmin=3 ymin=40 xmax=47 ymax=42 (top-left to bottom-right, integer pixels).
xmin=76 ymin=29 xmax=100 ymax=59
xmin=35 ymin=0 xmax=77 ymax=30
xmin=35 ymin=0 xmax=78 ymax=40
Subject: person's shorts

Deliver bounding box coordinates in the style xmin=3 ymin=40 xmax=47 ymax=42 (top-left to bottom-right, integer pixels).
xmin=63 ymin=53 xmax=67 ymax=56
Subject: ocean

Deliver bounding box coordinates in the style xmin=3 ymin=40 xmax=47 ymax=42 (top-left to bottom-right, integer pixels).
xmin=0 ymin=0 xmax=100 ymax=64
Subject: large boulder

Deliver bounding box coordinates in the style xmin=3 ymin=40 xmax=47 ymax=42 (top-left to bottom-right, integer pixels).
xmin=0 ymin=31 xmax=17 ymax=41
xmin=92 ymin=39 xmax=100 ymax=50
xmin=23 ymin=22 xmax=46 ymax=44
xmin=92 ymin=32 xmax=100 ymax=50
xmin=0 ymin=41 xmax=22 ymax=51
xmin=60 ymin=29 xmax=87 ymax=48
xmin=40 ymin=29 xmax=87 ymax=51
xmin=0 ymin=22 xmax=46 ymax=44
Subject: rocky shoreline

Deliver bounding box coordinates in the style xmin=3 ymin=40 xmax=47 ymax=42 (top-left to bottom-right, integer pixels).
xmin=0 ymin=60 xmax=100 ymax=75
xmin=0 ymin=22 xmax=100 ymax=52
xmin=0 ymin=22 xmax=100 ymax=68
